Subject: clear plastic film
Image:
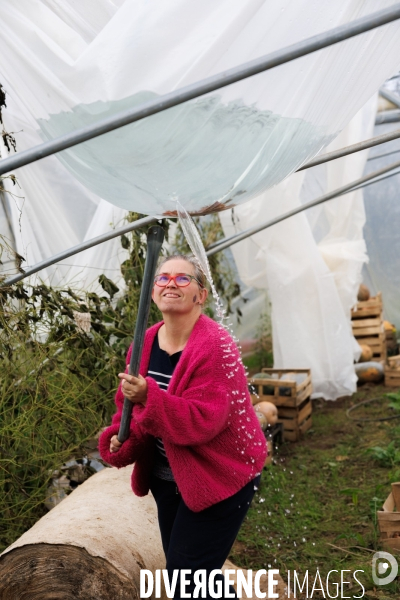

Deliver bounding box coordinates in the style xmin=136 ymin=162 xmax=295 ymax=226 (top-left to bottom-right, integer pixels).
xmin=220 ymin=99 xmax=378 ymax=399
xmin=1 ymin=2 xmax=400 ymax=276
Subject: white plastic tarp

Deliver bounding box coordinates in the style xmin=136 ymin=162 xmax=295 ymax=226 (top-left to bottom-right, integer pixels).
xmin=1 ymin=1 xmax=400 ymax=399
xmin=220 ymin=97 xmax=378 ymax=400
xmin=2 ymin=1 xmax=400 ymax=290
xmin=363 ymin=119 xmax=400 ymax=330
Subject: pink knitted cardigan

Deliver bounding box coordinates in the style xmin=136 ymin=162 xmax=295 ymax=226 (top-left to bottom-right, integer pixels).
xmin=98 ymin=314 xmax=267 ymax=512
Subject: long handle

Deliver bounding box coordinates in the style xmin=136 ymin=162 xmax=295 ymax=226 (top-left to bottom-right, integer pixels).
xmin=118 ymin=225 xmax=165 ymax=443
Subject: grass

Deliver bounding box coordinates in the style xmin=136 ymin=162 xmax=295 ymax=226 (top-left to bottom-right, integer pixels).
xmin=230 ymin=384 xmax=400 ymax=599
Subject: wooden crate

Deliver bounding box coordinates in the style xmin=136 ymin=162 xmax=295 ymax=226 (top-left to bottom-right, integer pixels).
xmin=248 ymin=370 xmax=312 ymax=441
xmin=277 ymin=397 xmax=312 ymax=442
xmin=386 ymin=330 xmax=398 ymax=354
xmin=378 ymin=483 xmax=400 ymax=552
xmin=351 ymin=292 xmax=382 ymax=318
xmin=263 ymin=422 xmax=284 ymax=464
xmin=249 ymin=368 xmax=312 ymax=408
xmin=385 ymin=367 xmax=400 ymax=388
xmin=351 ymin=293 xmax=386 ymax=362
xmin=264 ymin=439 xmax=273 ymax=466
xmin=388 ymin=355 xmax=400 ymax=369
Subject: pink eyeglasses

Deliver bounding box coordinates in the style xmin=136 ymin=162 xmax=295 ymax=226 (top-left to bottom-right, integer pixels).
xmin=154 ymin=274 xmax=203 ymax=288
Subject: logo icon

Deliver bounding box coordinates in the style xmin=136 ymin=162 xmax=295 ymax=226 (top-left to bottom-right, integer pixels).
xmin=372 ymin=551 xmax=398 ymax=586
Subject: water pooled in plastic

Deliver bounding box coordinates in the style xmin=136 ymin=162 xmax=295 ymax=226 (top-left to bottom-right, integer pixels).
xmin=37 ymin=93 xmax=332 ymax=215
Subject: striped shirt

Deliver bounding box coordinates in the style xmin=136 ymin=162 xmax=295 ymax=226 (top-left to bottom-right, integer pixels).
xmin=148 ymin=333 xmax=182 ymax=481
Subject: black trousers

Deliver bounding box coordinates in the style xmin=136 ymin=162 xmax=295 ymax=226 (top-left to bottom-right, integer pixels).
xmin=150 ymin=474 xmax=260 ymax=600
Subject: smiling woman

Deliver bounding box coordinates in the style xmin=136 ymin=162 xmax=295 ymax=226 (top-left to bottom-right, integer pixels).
xmin=99 ymin=253 xmax=267 ymax=599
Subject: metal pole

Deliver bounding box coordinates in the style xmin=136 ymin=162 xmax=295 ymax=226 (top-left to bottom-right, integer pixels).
xmin=375 ymin=110 xmax=400 ymax=125
xmin=118 ymin=225 xmax=164 ymax=443
xmin=0 ymin=214 xmax=162 ymax=287
xmin=298 ymin=128 xmax=400 ymax=171
xmin=206 ymin=157 xmax=400 ymax=256
xmin=379 ymin=87 xmax=400 ymax=109
xmin=1 ymin=4 xmax=400 ymax=177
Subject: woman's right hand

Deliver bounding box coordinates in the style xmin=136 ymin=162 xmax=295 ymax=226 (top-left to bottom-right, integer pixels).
xmin=110 ymin=435 xmax=122 ymax=453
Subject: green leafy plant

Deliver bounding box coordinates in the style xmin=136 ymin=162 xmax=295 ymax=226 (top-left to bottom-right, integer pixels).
xmin=340 ymin=487 xmax=360 ymax=507
xmin=0 ymin=216 xmax=169 ymax=551
xmin=366 ymin=442 xmax=400 ymax=468
xmin=386 ymin=391 xmax=400 ymax=412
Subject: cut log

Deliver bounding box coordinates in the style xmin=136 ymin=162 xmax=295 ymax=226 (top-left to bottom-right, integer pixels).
xmin=0 ymin=466 xmax=162 ymax=600
xmin=0 ymin=465 xmax=288 ymax=599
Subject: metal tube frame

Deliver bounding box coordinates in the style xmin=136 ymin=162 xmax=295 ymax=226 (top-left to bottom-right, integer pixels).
xmin=1 ymin=4 xmax=400 ymax=177
xmin=206 ymin=157 xmax=400 ymax=256
xmin=379 ymin=87 xmax=400 ymax=109
xmin=1 ymin=214 xmax=162 ymax=286
xmin=3 ymin=133 xmax=400 ymax=287
xmin=298 ymin=128 xmax=400 ymax=171
xmin=375 ymin=110 xmax=400 ymax=125
xmin=1 ymin=5 xmax=400 ymax=284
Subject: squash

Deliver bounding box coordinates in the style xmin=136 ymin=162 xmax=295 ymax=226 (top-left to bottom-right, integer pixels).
xmin=254 ymin=410 xmax=268 ymax=430
xmin=357 ymin=284 xmax=370 ymax=302
xmin=354 ymin=361 xmax=384 ymax=383
xmin=255 ymin=401 xmax=278 ymax=425
xmin=358 ymin=344 xmax=373 ymax=363
xmin=383 ymin=320 xmax=395 ymax=332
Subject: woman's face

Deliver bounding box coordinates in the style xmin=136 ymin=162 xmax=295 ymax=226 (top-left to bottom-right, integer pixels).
xmin=152 ymin=258 xmax=208 ymax=316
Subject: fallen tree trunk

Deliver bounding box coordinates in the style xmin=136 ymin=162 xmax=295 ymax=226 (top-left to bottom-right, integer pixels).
xmin=0 ymin=465 xmax=288 ymax=599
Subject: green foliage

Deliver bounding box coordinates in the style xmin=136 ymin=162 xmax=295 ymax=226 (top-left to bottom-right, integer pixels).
xmin=366 ymin=441 xmax=400 ymax=468
xmin=386 ymin=391 xmax=400 ymax=412
xmin=242 ymin=310 xmax=273 ymax=374
xmin=253 ymin=310 xmax=273 ymax=370
xmin=0 ymin=211 xmax=244 ymax=551
xmin=231 ymin=389 xmax=400 ymax=598
xmin=0 ymin=215 xmax=167 ymax=551
xmin=340 ymin=487 xmax=360 ymax=507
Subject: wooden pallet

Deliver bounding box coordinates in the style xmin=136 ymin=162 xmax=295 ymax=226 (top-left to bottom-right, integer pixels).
xmin=249 ymin=368 xmax=312 ymax=408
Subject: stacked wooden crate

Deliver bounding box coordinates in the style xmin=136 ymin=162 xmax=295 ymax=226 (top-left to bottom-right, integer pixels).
xmin=378 ymin=483 xmax=400 ymax=553
xmin=249 ymin=369 xmax=312 ymax=441
xmin=385 ymin=324 xmax=398 ymax=355
xmin=385 ymin=355 xmax=400 ymax=387
xmin=351 ymin=292 xmax=386 ymax=363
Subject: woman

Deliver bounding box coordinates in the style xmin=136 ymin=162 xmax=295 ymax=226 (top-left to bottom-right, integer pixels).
xmin=99 ymin=254 xmax=267 ymax=598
